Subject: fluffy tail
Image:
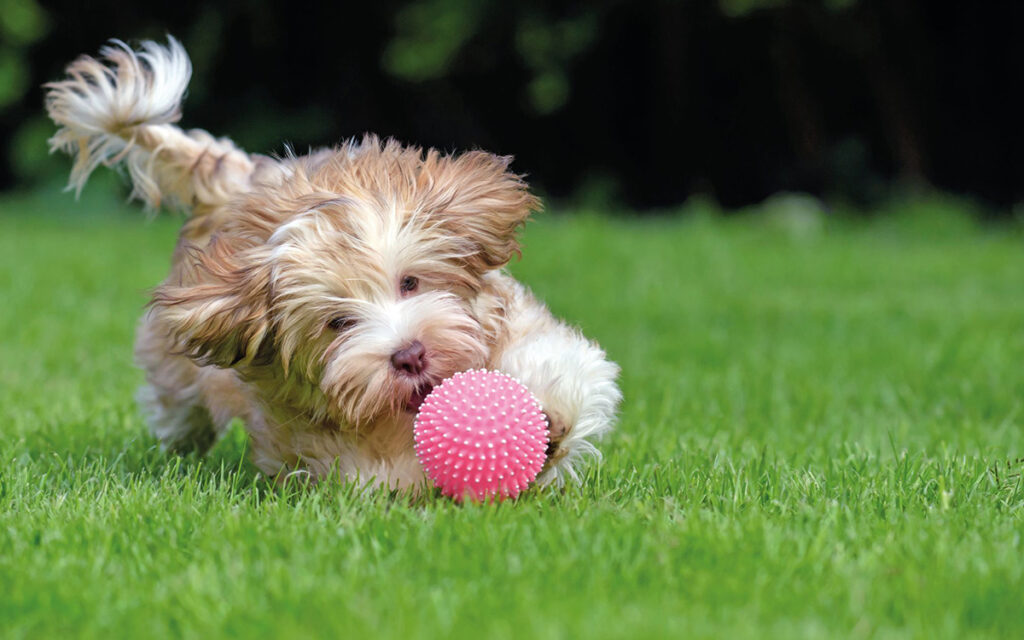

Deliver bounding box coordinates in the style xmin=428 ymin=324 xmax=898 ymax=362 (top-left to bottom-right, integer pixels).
xmin=45 ymin=37 xmax=265 ymax=212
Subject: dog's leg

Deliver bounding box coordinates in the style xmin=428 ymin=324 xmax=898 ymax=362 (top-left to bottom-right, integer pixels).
xmin=134 ymin=313 xmax=247 ymax=454
xmin=490 ymin=283 xmax=622 ymax=486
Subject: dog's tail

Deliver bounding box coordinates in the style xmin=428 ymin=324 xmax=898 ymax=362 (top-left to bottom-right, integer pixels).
xmin=45 ymin=37 xmax=266 ymax=212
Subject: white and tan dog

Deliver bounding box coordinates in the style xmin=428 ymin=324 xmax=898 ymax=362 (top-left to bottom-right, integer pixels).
xmin=45 ymin=37 xmax=620 ymax=490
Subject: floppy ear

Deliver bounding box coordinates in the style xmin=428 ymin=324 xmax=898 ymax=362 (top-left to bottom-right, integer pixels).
xmin=423 ymin=151 xmax=541 ymax=271
xmin=151 ymin=237 xmax=274 ymax=368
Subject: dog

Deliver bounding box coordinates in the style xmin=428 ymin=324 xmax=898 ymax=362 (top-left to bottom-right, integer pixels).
xmin=44 ymin=37 xmax=621 ymax=491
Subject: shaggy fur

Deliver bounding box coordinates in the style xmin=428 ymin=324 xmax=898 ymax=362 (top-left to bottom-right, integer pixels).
xmin=45 ymin=37 xmax=621 ymax=490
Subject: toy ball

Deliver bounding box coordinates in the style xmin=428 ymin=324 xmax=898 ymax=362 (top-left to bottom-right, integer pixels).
xmin=414 ymin=369 xmax=549 ymax=502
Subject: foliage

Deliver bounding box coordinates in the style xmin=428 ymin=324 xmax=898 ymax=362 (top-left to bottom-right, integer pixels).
xmin=2 ymin=1 xmax=1018 ymax=209
xmin=0 ymin=0 xmax=48 ymax=108
xmin=383 ymin=0 xmax=602 ymax=115
xmin=718 ymin=0 xmax=858 ymax=17
xmin=383 ymin=0 xmax=490 ymax=82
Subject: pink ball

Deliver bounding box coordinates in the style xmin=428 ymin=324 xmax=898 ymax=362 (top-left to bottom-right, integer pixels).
xmin=414 ymin=369 xmax=549 ymax=502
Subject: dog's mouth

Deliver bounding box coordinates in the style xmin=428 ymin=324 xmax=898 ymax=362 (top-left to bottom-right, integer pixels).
xmin=405 ymin=382 xmax=434 ymax=413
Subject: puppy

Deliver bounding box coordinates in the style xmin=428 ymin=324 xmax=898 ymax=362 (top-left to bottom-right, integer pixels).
xmin=45 ymin=37 xmax=621 ymax=490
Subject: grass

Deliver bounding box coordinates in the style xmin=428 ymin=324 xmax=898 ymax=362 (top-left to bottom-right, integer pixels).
xmin=1 ymin=188 xmax=1023 ymax=639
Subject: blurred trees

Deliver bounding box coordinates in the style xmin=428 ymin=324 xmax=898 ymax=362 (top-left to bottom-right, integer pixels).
xmin=1 ymin=0 xmax=1020 ymax=211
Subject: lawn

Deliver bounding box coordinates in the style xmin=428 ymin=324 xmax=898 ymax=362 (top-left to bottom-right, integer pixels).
xmin=1 ymin=189 xmax=1022 ymax=639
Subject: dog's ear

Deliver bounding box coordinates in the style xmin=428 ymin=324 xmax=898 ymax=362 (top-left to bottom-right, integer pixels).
xmin=151 ymin=237 xmax=274 ymax=368
xmin=423 ymin=151 xmax=541 ymax=272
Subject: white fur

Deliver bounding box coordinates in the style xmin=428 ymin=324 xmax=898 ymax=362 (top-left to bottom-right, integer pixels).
xmin=495 ymin=281 xmax=622 ymax=485
xmin=45 ymin=37 xmax=191 ymax=197
xmin=45 ymin=37 xmax=268 ymax=210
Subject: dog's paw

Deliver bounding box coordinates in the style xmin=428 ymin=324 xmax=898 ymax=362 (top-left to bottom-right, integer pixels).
xmin=542 ymin=411 xmax=571 ymax=465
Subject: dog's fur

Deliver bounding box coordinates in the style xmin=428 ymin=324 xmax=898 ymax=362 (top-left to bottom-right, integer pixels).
xmin=45 ymin=37 xmax=621 ymax=490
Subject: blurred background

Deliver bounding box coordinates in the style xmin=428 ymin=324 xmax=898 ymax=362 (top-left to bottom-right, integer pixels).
xmin=0 ymin=0 xmax=1020 ymax=214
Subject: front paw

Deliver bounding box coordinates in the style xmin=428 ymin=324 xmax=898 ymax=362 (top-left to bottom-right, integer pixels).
xmin=542 ymin=411 xmax=570 ymax=465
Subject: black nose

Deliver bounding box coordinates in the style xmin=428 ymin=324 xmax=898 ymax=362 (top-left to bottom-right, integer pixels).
xmin=391 ymin=340 xmax=426 ymax=376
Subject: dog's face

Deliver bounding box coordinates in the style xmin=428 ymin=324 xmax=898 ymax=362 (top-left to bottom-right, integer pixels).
xmin=154 ymin=138 xmax=539 ymax=427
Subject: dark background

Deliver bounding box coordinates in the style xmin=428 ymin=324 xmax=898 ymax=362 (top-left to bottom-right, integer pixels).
xmin=2 ymin=0 xmax=1021 ymax=212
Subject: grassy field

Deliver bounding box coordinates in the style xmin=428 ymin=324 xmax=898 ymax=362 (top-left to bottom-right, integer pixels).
xmin=1 ymin=190 xmax=1022 ymax=639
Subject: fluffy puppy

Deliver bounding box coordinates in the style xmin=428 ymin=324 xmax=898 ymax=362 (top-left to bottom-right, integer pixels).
xmin=45 ymin=37 xmax=621 ymax=490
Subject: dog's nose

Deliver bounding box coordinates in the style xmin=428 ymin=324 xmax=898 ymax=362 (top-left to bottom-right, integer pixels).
xmin=391 ymin=340 xmax=427 ymax=376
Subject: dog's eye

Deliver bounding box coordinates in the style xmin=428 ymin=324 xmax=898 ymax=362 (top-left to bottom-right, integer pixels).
xmin=400 ymin=276 xmax=419 ymax=294
xmin=327 ymin=316 xmax=356 ymax=331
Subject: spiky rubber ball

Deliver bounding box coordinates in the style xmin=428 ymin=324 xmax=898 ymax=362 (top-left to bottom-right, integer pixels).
xmin=414 ymin=369 xmax=549 ymax=502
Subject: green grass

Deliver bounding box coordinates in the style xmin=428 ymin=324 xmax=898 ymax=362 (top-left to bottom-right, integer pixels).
xmin=1 ymin=190 xmax=1023 ymax=639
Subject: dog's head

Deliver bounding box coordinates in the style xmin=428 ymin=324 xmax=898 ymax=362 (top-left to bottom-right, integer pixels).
xmin=153 ymin=137 xmax=539 ymax=427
